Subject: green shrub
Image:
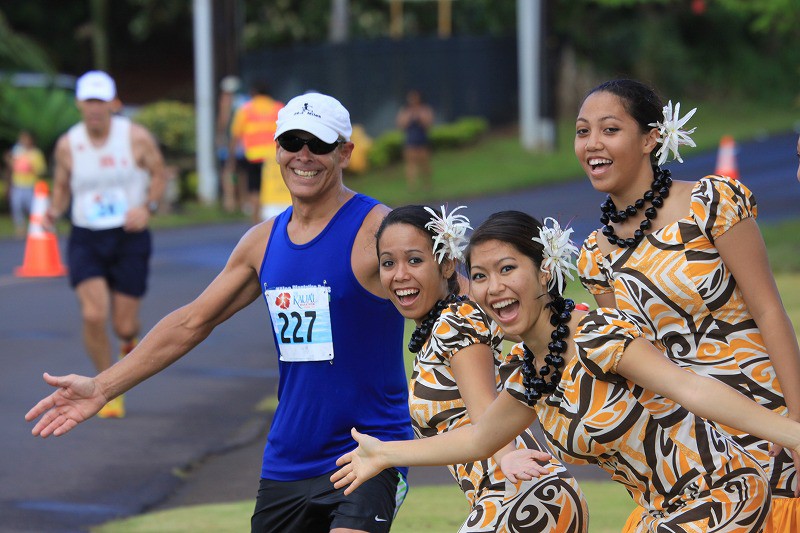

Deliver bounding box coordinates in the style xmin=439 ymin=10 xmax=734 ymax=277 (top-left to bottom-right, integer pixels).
xmin=430 ymin=117 xmax=489 ymax=149
xmin=367 ymin=116 xmax=489 ymax=169
xmin=0 ymin=83 xmax=80 ymax=154
xmin=134 ymin=101 xmax=198 ymax=201
xmin=367 ymin=129 xmax=404 ymax=168
xmin=134 ymin=100 xmax=196 ymax=156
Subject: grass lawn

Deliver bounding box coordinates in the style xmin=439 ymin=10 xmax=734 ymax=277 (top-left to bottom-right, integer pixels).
xmin=93 ymin=481 xmax=634 ymax=533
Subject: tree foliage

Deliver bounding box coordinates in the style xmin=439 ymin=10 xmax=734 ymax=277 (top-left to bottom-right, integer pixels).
xmin=0 ymin=11 xmax=55 ymax=73
xmin=0 ymin=0 xmax=798 ymax=107
xmin=558 ymin=0 xmax=799 ymax=103
xmin=586 ymin=0 xmax=800 ymax=35
xmin=714 ymin=0 xmax=800 ymax=34
xmin=240 ymin=0 xmax=517 ymax=48
xmin=0 ymin=84 xmax=80 ymax=152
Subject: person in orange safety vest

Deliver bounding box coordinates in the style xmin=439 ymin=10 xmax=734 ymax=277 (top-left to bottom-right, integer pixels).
xmin=227 ymin=81 xmax=283 ymax=222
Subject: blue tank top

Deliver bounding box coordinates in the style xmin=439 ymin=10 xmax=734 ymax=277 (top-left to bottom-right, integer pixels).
xmin=259 ymin=194 xmax=413 ymax=480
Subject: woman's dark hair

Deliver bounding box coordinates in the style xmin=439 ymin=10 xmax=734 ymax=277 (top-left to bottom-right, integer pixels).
xmin=584 ymin=79 xmax=664 ymax=166
xmin=466 ymin=210 xmax=563 ymax=299
xmin=375 ymin=205 xmax=460 ymax=295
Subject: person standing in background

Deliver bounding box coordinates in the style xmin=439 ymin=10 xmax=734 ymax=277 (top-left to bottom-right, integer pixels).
xmin=216 ymin=75 xmax=248 ymax=213
xmin=227 ymin=80 xmax=283 ymax=222
xmin=396 ymin=89 xmax=434 ymax=191
xmin=45 ymin=70 xmax=166 ymax=419
xmin=6 ymin=130 xmax=47 ymax=238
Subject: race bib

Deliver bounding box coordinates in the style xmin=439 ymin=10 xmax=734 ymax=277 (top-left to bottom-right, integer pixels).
xmin=80 ymin=188 xmax=128 ymax=228
xmin=265 ymin=285 xmax=334 ymax=362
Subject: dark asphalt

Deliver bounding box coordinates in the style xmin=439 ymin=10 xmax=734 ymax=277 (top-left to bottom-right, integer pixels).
xmin=1 ymin=132 xmax=797 ymax=532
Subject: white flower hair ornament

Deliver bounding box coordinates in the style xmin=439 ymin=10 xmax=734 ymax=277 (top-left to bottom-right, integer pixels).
xmin=649 ymin=100 xmax=697 ymax=166
xmin=424 ymin=205 xmax=472 ymax=263
xmin=531 ymin=217 xmax=579 ymax=294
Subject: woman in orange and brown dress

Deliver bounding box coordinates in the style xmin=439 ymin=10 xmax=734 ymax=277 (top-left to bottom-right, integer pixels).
xmin=576 ymin=79 xmax=800 ymax=531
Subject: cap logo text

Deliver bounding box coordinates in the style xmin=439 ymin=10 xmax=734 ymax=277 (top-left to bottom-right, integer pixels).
xmin=294 ymin=102 xmax=322 ymax=118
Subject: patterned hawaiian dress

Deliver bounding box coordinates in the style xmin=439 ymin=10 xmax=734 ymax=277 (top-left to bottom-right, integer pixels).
xmin=410 ymin=299 xmax=588 ymax=532
xmin=578 ymin=175 xmax=798 ymax=529
xmin=503 ymin=309 xmax=771 ymax=532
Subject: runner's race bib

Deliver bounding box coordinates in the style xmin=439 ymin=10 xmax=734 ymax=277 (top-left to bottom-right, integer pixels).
xmin=265 ymin=285 xmax=334 ymax=362
xmin=81 ymin=188 xmax=128 ymax=228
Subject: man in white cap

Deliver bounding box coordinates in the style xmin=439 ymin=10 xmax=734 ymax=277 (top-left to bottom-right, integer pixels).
xmin=28 ymin=92 xmax=413 ymax=533
xmin=45 ymin=70 xmax=166 ymax=418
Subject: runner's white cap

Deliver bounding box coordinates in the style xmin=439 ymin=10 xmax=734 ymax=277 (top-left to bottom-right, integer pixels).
xmin=76 ymin=71 xmax=117 ymax=102
xmin=274 ymin=92 xmax=352 ymax=143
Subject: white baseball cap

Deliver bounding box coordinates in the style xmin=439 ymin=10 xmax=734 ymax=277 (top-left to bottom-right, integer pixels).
xmin=76 ymin=71 xmax=117 ymax=102
xmin=274 ymin=92 xmax=352 ymax=143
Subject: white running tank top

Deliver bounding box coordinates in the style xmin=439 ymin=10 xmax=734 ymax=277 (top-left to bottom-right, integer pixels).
xmin=68 ymin=116 xmax=149 ymax=229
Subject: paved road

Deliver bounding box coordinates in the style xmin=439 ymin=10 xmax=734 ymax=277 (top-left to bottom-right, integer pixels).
xmin=1 ymin=132 xmax=797 ymax=532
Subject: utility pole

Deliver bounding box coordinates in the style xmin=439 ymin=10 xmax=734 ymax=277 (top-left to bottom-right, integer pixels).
xmin=390 ymin=0 xmax=403 ymax=39
xmin=330 ymin=0 xmax=350 ymax=43
xmin=193 ymin=0 xmax=218 ymax=203
xmin=90 ymin=0 xmax=110 ymax=71
xmin=517 ymin=0 xmax=554 ymax=151
xmin=438 ymin=0 xmax=452 ymax=38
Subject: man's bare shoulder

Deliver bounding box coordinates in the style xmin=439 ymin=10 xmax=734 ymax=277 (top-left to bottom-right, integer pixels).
xmin=235 ymin=217 xmax=276 ymax=267
xmin=54 ymin=131 xmax=71 ymax=150
xmin=363 ymin=203 xmax=391 ymax=227
xmin=355 ymin=202 xmax=390 ymax=244
xmin=53 ymin=132 xmax=72 ymax=162
xmin=129 ymin=122 xmax=159 ymax=146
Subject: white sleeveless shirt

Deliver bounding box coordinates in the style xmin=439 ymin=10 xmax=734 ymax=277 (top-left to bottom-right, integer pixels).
xmin=68 ymin=116 xmax=150 ymax=230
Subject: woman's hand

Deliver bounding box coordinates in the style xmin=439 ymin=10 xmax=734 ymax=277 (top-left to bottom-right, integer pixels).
xmin=500 ymin=448 xmax=553 ymax=483
xmin=771 ymin=443 xmax=800 ymax=497
xmin=770 ymin=410 xmax=800 ymax=497
xmin=331 ymin=428 xmax=389 ymax=495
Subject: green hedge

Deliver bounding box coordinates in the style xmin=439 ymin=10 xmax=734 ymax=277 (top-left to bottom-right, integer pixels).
xmin=367 ymin=116 xmax=489 ymax=169
xmin=134 ymin=100 xmax=196 ymax=156
xmin=0 ymin=83 xmax=80 ymax=154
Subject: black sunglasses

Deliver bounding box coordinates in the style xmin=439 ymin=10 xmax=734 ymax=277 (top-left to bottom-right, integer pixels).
xmin=277 ymin=134 xmax=344 ymax=155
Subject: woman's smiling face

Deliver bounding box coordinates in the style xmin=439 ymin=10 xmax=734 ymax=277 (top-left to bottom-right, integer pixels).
xmin=468 ymin=239 xmax=547 ymax=340
xmin=574 ymin=90 xmax=657 ymax=197
xmin=378 ymin=222 xmax=451 ymax=324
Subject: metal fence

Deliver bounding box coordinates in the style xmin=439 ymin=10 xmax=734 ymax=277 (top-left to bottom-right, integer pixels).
xmin=242 ymin=35 xmax=518 ymax=137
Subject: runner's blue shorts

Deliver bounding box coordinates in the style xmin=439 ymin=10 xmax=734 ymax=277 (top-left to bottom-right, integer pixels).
xmin=67 ymin=226 xmax=152 ymax=297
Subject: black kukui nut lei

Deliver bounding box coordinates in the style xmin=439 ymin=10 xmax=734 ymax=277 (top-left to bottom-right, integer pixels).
xmin=521 ymin=297 xmax=575 ymax=406
xmin=600 ymin=167 xmax=672 ymax=249
xmin=408 ymin=293 xmax=466 ymax=353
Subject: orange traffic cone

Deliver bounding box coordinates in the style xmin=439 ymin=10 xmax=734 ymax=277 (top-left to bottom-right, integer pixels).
xmin=15 ymin=181 xmax=68 ymax=278
xmin=714 ymin=135 xmax=739 ymax=180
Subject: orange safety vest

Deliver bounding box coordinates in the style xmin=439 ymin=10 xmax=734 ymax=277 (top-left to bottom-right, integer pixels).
xmin=234 ymin=96 xmax=283 ymax=163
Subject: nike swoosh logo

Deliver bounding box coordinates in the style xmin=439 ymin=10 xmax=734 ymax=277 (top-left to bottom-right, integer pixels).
xmin=374 ymin=515 xmax=388 ymax=522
